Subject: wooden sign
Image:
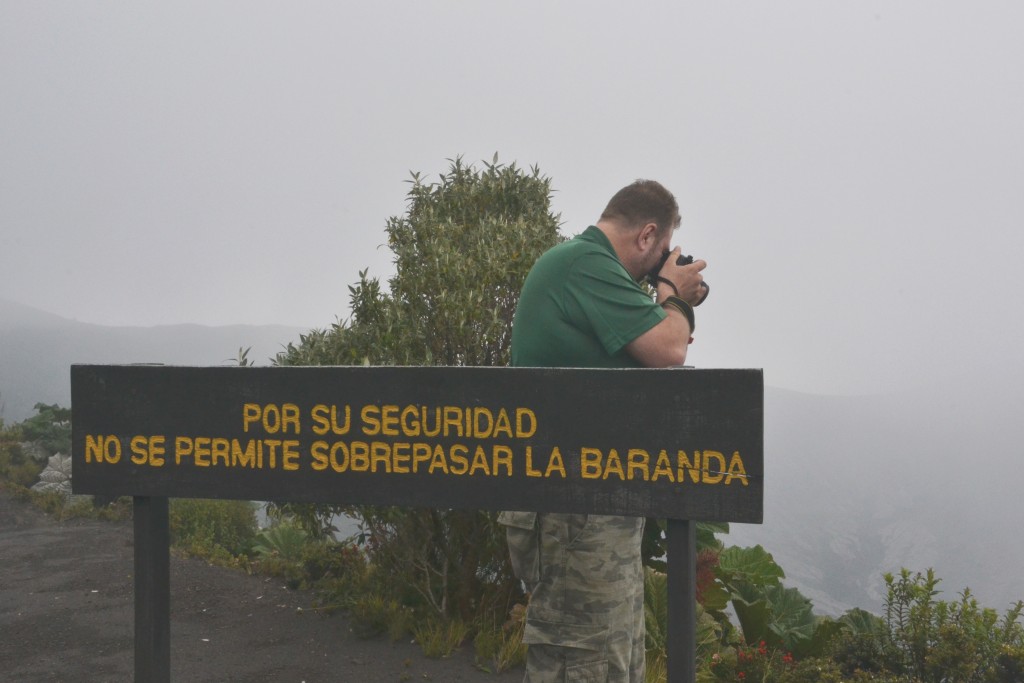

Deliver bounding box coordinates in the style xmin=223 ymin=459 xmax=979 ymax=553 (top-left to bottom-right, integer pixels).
xmin=71 ymin=365 xmax=763 ymax=523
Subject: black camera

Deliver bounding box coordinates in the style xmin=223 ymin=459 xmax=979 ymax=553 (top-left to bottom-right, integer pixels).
xmin=646 ymin=251 xmax=709 ymax=304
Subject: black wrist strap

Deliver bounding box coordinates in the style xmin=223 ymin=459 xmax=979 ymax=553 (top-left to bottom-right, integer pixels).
xmin=654 ymin=276 xmax=678 ymax=296
xmin=661 ymin=296 xmax=695 ymax=332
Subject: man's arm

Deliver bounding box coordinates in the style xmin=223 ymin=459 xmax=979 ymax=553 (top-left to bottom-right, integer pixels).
xmin=624 ymin=311 xmax=690 ymax=367
xmin=625 ymin=254 xmax=705 ymax=368
xmin=624 ymin=283 xmax=691 ymax=367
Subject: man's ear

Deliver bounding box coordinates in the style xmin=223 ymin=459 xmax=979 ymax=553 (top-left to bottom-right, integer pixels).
xmin=637 ymin=222 xmax=660 ymax=251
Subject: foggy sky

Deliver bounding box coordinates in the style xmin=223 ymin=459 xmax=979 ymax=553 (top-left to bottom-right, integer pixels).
xmin=2 ymin=1 xmax=1023 ymax=396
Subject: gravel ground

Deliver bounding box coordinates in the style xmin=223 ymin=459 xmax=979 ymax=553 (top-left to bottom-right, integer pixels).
xmin=0 ymin=487 xmax=522 ymax=682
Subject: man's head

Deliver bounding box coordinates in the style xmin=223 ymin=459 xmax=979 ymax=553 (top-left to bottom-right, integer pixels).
xmin=600 ymin=179 xmax=681 ymax=236
xmin=597 ymin=180 xmax=681 ymax=279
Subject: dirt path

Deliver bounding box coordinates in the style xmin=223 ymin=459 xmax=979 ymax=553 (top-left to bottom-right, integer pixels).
xmin=0 ymin=489 xmax=521 ymax=682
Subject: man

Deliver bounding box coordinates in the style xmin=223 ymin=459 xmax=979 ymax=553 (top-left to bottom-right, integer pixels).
xmin=499 ymin=180 xmax=706 ymax=683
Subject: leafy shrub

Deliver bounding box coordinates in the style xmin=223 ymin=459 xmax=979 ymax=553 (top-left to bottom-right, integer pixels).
xmin=272 ymin=157 xmax=561 ymax=628
xmin=880 ymin=568 xmax=1024 ymax=683
xmin=349 ymin=594 xmax=413 ymax=640
xmin=18 ymin=403 xmax=71 ymax=456
xmin=2 ymin=458 xmax=45 ymax=488
xmin=253 ymin=522 xmax=309 ymax=562
xmin=992 ymin=641 xmax=1024 ymax=682
xmin=644 ymin=567 xmax=723 ymax=676
xmin=413 ymin=617 xmax=471 ymax=658
xmin=0 ymin=434 xmax=45 ymax=487
xmin=473 ymin=604 xmax=526 ymax=673
xmin=169 ymin=498 xmax=257 ymax=559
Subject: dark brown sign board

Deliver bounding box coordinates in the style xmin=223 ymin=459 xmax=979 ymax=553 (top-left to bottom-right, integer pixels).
xmin=70 ymin=364 xmax=763 ymax=683
xmin=71 ymin=364 xmax=763 ymax=523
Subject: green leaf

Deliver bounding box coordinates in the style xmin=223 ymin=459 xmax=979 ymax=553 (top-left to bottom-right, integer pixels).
xmin=717 ymin=545 xmax=785 ymax=588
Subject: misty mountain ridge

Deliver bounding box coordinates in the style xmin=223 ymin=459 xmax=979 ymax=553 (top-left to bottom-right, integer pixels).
xmin=2 ymin=298 xmax=1021 ymax=619
xmin=0 ymin=298 xmax=306 ymax=423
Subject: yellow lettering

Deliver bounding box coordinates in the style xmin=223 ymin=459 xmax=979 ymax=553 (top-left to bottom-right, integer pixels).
xmin=103 ymin=436 xmax=122 ymax=463
xmin=175 ymin=436 xmax=192 ymax=465
xmin=261 ymin=406 xmax=280 ymax=433
xmin=429 ymin=444 xmax=449 ymax=474
xmin=422 ymin=406 xmax=441 ymax=437
xmin=492 ymin=445 xmax=513 ymax=477
xmin=393 ymin=442 xmax=410 ymax=473
xmin=232 ymin=439 xmax=258 ymax=468
xmin=361 ymin=406 xmax=381 ymax=436
xmin=652 ymin=449 xmax=674 ymax=482
xmin=129 ymin=435 xmax=164 ymax=467
xmin=130 ymin=436 xmax=148 ymax=465
xmin=726 ymin=451 xmax=749 ymax=486
xmin=149 ymin=435 xmax=166 ymax=466
xmin=469 ymin=445 xmax=491 ymax=476
xmin=677 ymin=451 xmax=701 ymax=483
xmin=242 ymin=404 xmax=261 ymax=433
xmin=401 ymin=406 xmax=421 ymax=437
xmin=281 ymin=404 xmax=300 ymax=434
xmin=310 ymin=441 xmax=350 ymax=473
xmin=450 ymin=444 xmax=469 ymax=475
xmin=85 ymin=435 xmax=104 ymax=463
xmin=311 ymin=405 xmax=329 ymax=435
xmin=516 ymin=408 xmax=537 ymax=438
xmin=282 ymin=440 xmax=300 ymax=471
xmin=580 ymin=447 xmax=602 ymax=479
xmin=703 ymin=450 xmax=725 ymax=484
xmin=242 ymin=403 xmax=300 ymax=434
xmin=444 ymin=407 xmax=463 ymax=437
xmin=311 ymin=441 xmax=329 ymax=471
xmin=265 ymin=439 xmax=284 ymax=468
xmin=193 ymin=437 xmax=211 ymax=467
xmin=603 ymin=449 xmax=624 ymax=481
xmin=492 ymin=409 xmax=513 ymax=438
xmin=312 ymin=404 xmax=351 ymax=436
xmin=473 ymin=407 xmax=494 ymax=439
xmin=525 ymin=446 xmax=542 ymax=477
xmin=381 ymin=405 xmax=400 ymax=436
xmin=413 ymin=443 xmax=432 ymax=472
xmin=350 ymin=441 xmax=369 ymax=471
xmin=627 ymin=449 xmax=650 ymax=481
xmin=544 ymin=447 xmax=566 ymax=478
xmin=332 ymin=441 xmax=349 ymax=472
xmin=210 ymin=438 xmax=230 ymax=467
xmin=371 ymin=441 xmax=391 ymax=472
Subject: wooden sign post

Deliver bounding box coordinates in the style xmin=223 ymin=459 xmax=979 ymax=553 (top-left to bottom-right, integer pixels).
xmin=72 ymin=365 xmax=763 ymax=682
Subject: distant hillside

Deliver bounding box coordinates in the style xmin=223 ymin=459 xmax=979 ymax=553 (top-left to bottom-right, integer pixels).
xmin=730 ymin=382 xmax=1024 ymax=616
xmin=0 ymin=299 xmax=307 ymax=424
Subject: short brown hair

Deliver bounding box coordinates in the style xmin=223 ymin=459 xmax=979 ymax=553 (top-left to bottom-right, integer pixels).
xmin=600 ymin=180 xmax=681 ymax=234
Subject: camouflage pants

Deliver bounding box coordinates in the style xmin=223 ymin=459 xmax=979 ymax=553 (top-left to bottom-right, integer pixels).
xmin=499 ymin=512 xmax=645 ymax=683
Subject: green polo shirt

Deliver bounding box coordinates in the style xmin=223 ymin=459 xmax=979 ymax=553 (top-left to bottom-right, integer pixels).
xmin=510 ymin=226 xmax=666 ymax=368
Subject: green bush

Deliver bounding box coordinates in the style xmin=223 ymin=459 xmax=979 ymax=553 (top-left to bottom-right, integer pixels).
xmin=304 ymin=541 xmax=369 ymax=610
xmin=169 ymin=498 xmax=257 ymax=559
xmin=18 ymin=403 xmax=71 ymax=455
xmin=273 ymin=157 xmax=562 ymax=628
xmin=473 ymin=604 xmax=526 ymax=673
xmin=349 ymin=594 xmax=413 ymax=640
xmin=0 ymin=434 xmax=45 ymax=487
xmin=879 ymin=568 xmax=1024 ymax=683
xmin=255 ymin=529 xmax=370 ymax=602
xmin=413 ymin=617 xmax=471 ymax=658
xmin=253 ymin=522 xmax=309 ymax=563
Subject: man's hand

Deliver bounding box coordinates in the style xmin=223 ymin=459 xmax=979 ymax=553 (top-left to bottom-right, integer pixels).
xmin=658 ymin=247 xmax=707 ymax=306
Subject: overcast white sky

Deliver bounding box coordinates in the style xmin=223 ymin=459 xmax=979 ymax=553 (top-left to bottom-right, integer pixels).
xmin=2 ymin=1 xmax=1023 ymax=396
